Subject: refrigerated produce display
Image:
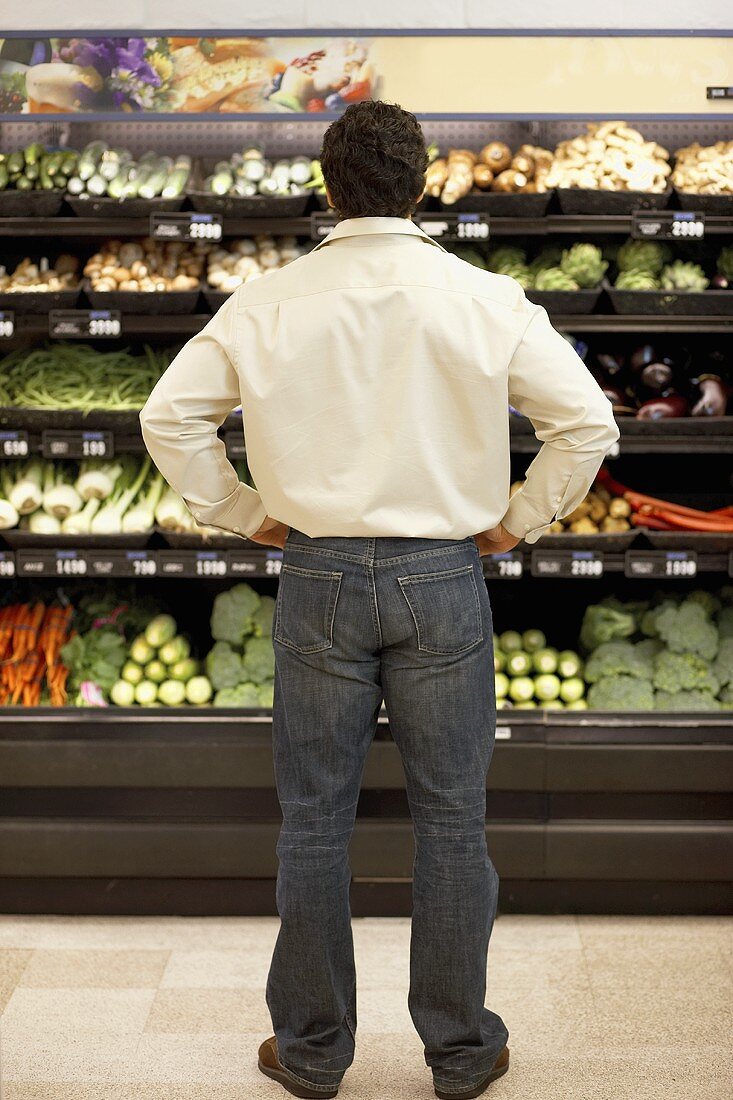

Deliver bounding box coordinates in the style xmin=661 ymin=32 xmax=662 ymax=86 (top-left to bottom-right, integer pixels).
xmin=0 ymin=38 xmax=731 ymax=914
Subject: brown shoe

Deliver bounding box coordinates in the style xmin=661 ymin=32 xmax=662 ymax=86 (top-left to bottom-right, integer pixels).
xmin=258 ymin=1036 xmax=339 ymax=1099
xmin=434 ymin=1045 xmax=510 ymax=1100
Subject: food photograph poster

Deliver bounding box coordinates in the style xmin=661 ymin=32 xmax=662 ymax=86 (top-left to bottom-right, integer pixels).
xmin=0 ymin=33 xmax=731 ymax=117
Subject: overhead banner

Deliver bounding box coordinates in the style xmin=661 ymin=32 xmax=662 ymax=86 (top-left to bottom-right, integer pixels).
xmin=0 ymin=33 xmax=731 ymax=117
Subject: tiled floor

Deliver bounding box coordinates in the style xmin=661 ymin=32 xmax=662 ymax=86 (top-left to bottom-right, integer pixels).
xmin=0 ymin=914 xmax=731 ymax=1099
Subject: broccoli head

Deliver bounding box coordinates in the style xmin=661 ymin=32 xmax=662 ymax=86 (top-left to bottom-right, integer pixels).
xmin=652 ymin=651 xmax=719 ymax=696
xmin=640 ymin=598 xmax=678 ymax=638
xmin=719 ymin=683 xmax=733 ymax=708
xmin=211 ymin=583 xmax=261 ymax=646
xmin=686 ymin=590 xmax=722 ymax=617
xmin=585 ymin=641 xmax=654 ymax=683
xmin=257 ymin=679 xmax=275 ymax=707
xmin=718 ymin=606 xmax=733 ymax=641
xmin=580 ymin=600 xmax=637 ymax=652
xmin=205 ymin=641 xmax=243 ymax=691
xmin=242 ymin=635 xmax=275 ymax=684
xmin=712 ymin=637 xmax=733 ymax=688
xmin=213 ymin=682 xmax=262 ymax=708
xmin=654 ymin=690 xmax=721 ymax=711
xmin=635 ymin=638 xmax=664 ymax=663
xmin=251 ymin=595 xmax=276 ymax=638
xmin=655 ymin=599 xmax=719 ymax=661
xmin=587 ymin=675 xmax=655 ymax=710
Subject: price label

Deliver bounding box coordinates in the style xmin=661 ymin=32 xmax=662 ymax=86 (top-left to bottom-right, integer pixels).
xmin=87 ymin=549 xmax=158 ymax=577
xmin=484 ymin=551 xmax=523 ymax=579
xmin=228 ymin=551 xmax=259 ymax=576
xmin=0 ymin=430 xmax=29 ymax=458
xmin=0 ymin=311 xmax=15 ymax=338
xmin=531 ymin=550 xmax=604 ymax=578
xmin=707 ymin=86 xmax=733 ymax=100
xmin=224 ymin=430 xmax=247 ymax=460
xmin=41 ymin=430 xmax=113 ymax=460
xmin=151 ymin=212 xmax=223 ymax=241
xmin=17 ymin=549 xmax=87 ymax=577
xmin=417 ymin=213 xmax=490 ymax=241
xmin=158 ymin=549 xmax=228 ymax=577
xmin=625 ymin=550 xmax=697 ymax=579
xmin=49 ymin=310 xmax=122 ymax=339
xmin=0 ymin=551 xmax=16 ymax=578
xmin=310 ymin=212 xmax=338 ymax=239
xmin=264 ymin=550 xmax=283 ymax=576
xmin=631 ymin=211 xmax=705 ymax=241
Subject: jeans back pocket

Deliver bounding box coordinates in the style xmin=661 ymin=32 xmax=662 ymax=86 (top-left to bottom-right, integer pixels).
xmin=398 ymin=562 xmax=483 ymax=655
xmin=274 ymin=563 xmax=343 ymax=654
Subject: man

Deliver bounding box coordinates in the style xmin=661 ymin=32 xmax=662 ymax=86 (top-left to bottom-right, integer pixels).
xmin=140 ymin=100 xmax=619 ymax=1100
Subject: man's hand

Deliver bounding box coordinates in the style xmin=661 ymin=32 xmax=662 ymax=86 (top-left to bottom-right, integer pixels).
xmin=249 ymin=515 xmax=290 ymax=549
xmin=473 ymin=522 xmax=521 ymax=557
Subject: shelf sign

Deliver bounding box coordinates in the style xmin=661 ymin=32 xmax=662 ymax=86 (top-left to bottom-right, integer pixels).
xmin=158 ymin=549 xmax=229 ymax=577
xmin=0 ymin=551 xmax=15 ymax=578
xmin=417 ymin=213 xmax=490 ymax=241
xmin=49 ymin=310 xmax=122 ymax=338
xmin=631 ymin=211 xmax=705 ymax=240
xmin=0 ymin=311 xmax=14 ymax=338
xmin=228 ymin=550 xmax=259 ymax=576
xmin=625 ymin=549 xmax=697 ymax=579
xmin=86 ymin=549 xmax=158 ymax=577
xmin=42 ymin=430 xmax=113 ymax=459
xmin=707 ymin=86 xmax=733 ymax=100
xmin=310 ymin=212 xmax=338 ymax=239
xmin=484 ymin=551 xmax=523 ymax=579
xmin=531 ymin=549 xmax=604 ymax=578
xmin=0 ymin=430 xmax=29 ymax=458
xmin=263 ymin=550 xmax=283 ymax=576
xmin=17 ymin=549 xmax=88 ymax=577
xmin=151 ymin=212 xmax=223 ymax=241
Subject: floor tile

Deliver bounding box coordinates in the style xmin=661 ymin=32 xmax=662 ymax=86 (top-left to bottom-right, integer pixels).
xmin=18 ymin=948 xmax=170 ymax=988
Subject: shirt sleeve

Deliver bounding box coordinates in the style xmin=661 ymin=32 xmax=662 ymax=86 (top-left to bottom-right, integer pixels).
xmin=502 ymin=297 xmax=620 ymax=544
xmin=139 ymin=290 xmax=267 ymax=539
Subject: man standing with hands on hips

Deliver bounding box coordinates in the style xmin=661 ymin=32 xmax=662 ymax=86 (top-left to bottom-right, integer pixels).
xmin=140 ymin=101 xmax=619 ymax=1100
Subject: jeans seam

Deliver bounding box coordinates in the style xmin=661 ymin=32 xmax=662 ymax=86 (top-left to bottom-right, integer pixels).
xmin=278 ymin=1055 xmax=344 ymax=1088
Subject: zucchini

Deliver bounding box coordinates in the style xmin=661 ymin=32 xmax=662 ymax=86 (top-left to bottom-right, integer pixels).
xmin=44 ymin=151 xmax=63 ymax=177
xmin=209 ymin=165 xmax=234 ymax=195
xmin=60 ymin=150 xmax=79 ymax=177
xmin=99 ymin=147 xmax=132 ymax=181
xmin=23 ymin=142 xmax=45 ymax=167
xmin=0 ymin=164 xmax=8 ymax=190
xmin=65 ymin=176 xmax=85 ymax=195
xmin=107 ymin=163 xmax=134 ymax=199
xmin=78 ymin=140 xmax=107 ymax=181
xmin=6 ymin=151 xmax=24 ymax=175
xmin=86 ymin=172 xmax=108 ymax=197
xmin=161 ymin=155 xmax=191 ymax=199
xmin=24 ymin=163 xmax=40 ymax=181
xmin=15 ymin=176 xmax=34 ymax=191
xmin=138 ymin=156 xmax=172 ymax=199
xmin=38 ymin=157 xmax=55 ymax=190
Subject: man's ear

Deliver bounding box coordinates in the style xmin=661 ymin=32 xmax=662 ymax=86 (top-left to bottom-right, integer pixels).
xmin=324 ymin=183 xmax=335 ymax=209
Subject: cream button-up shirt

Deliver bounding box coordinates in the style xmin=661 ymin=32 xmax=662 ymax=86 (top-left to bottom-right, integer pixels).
xmin=140 ymin=216 xmax=619 ymax=542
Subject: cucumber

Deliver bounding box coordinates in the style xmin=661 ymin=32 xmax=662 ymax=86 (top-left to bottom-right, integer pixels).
xmin=107 ymin=163 xmax=133 ymax=199
xmin=44 ymin=151 xmax=63 ymax=177
xmin=99 ymin=147 xmax=132 ymax=181
xmin=78 ymin=140 xmax=107 ymax=181
xmin=23 ymin=142 xmax=45 ymax=167
xmin=60 ymin=150 xmax=79 ymax=177
xmin=86 ymin=172 xmax=108 ymax=197
xmin=161 ymin=155 xmax=191 ymax=199
xmin=24 ymin=163 xmax=39 ymax=181
xmin=38 ymin=157 xmax=54 ymax=190
xmin=6 ymin=151 xmax=24 ymax=175
xmin=15 ymin=175 xmax=34 ymax=191
xmin=138 ymin=156 xmax=172 ymax=199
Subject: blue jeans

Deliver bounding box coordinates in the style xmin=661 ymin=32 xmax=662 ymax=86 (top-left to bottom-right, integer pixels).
xmin=266 ymin=529 xmax=508 ymax=1095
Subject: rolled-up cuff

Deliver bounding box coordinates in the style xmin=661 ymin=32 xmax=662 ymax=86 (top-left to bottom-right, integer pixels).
xmin=184 ymin=482 xmax=267 ymax=539
xmin=502 ymin=491 xmax=554 ymax=544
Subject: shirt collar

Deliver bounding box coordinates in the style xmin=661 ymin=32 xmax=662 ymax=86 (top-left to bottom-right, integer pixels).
xmin=312 ymin=216 xmax=446 ymax=252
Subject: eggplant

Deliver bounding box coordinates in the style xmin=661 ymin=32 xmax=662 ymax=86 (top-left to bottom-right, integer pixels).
xmin=640 ymin=360 xmax=674 ymax=393
xmin=636 ymin=394 xmax=689 ymax=419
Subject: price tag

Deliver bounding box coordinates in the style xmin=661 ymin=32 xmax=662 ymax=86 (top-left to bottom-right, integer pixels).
xmin=417 ymin=213 xmax=490 ymax=241
xmin=224 ymin=430 xmax=247 ymax=460
xmin=41 ymin=430 xmax=113 ymax=459
xmin=707 ymin=86 xmax=733 ymax=100
xmin=310 ymin=212 xmax=338 ymax=239
xmin=631 ymin=211 xmax=705 ymax=241
xmin=495 ymin=727 xmax=512 ymax=740
xmin=0 ymin=551 xmax=16 ymax=578
xmin=484 ymin=551 xmax=523 ymax=579
xmin=228 ymin=550 xmax=259 ymax=576
xmin=158 ymin=549 xmax=228 ymax=577
xmin=86 ymin=549 xmax=158 ymax=577
xmin=0 ymin=311 xmax=15 ymax=338
xmin=531 ymin=550 xmax=604 ymax=578
xmin=151 ymin=212 xmax=223 ymax=241
xmin=17 ymin=549 xmax=88 ymax=577
xmin=625 ymin=550 xmax=697 ymax=579
xmin=0 ymin=430 xmax=29 ymax=458
xmin=49 ymin=310 xmax=122 ymax=339
xmin=263 ymin=550 xmax=283 ymax=576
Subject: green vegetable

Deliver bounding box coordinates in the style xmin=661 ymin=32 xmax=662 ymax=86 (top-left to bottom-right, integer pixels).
xmin=580 ymin=600 xmax=637 ymax=652
xmin=129 ymin=635 xmax=154 ymax=666
xmin=206 ymin=641 xmax=243 ymax=691
xmin=211 ymin=584 xmax=262 ymax=646
xmin=528 ymin=247 xmax=564 ymax=278
xmin=144 ymin=614 xmax=177 ymax=649
xmin=495 ymin=672 xmax=509 ymax=699
xmin=61 ymin=628 xmax=127 ymax=698
xmin=122 ymin=660 xmax=144 ymax=685
xmin=499 ymin=630 xmax=523 ymax=654
xmin=110 ymin=680 xmax=135 ymax=706
xmin=186 ymin=676 xmax=213 ymax=705
xmin=660 ymin=261 xmax=709 ymax=292
xmin=135 ymin=680 xmax=158 ymax=706
xmin=560 ymin=243 xmax=608 ymax=288
xmin=508 ymin=676 xmax=535 ymax=703
xmin=587 ymin=675 xmax=655 ymax=711
xmin=566 ymin=699 xmax=588 ymax=711
xmin=655 ymin=599 xmax=718 ymax=662
xmin=158 ymin=679 xmax=186 ymax=706
xmin=487 ymin=247 xmax=527 ymax=272
xmin=713 ymin=638 xmax=733 ymax=688
xmin=494 ymin=650 xmax=506 ymax=674
xmin=242 ymin=636 xmax=275 ymax=684
xmin=653 ymin=651 xmax=719 ymax=695
xmin=214 ymin=683 xmax=262 ymax=707
xmin=557 ymin=650 xmax=583 ymax=679
xmin=78 ymin=141 xmax=107 ymax=181
xmin=522 ymin=629 xmax=546 ymax=653
xmin=159 ymin=636 xmax=191 ymax=666
xmin=616 ymin=238 xmax=669 ymax=275
xmin=534 ymin=674 xmax=561 ymax=702
xmin=614 ymin=269 xmax=659 ymax=291
xmin=169 ymin=658 xmax=199 ymax=683
xmin=506 ymin=651 xmax=532 ymax=677
xmin=654 ymin=690 xmax=721 ymax=711
xmin=532 ymin=648 xmax=558 ymax=675
xmin=257 ymin=680 xmax=275 ymax=708
xmin=145 ymin=659 xmax=167 ymax=685
xmin=559 ymin=677 xmax=585 ymax=703
xmin=585 ymin=641 xmax=654 ymax=683
xmin=717 ymin=245 xmax=733 ymax=282
xmin=251 ymin=595 xmax=276 ymax=638
xmin=533 ymin=267 xmax=580 ymax=291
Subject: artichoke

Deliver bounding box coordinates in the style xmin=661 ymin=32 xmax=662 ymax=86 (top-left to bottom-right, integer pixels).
xmin=616 ymin=238 xmax=670 ymax=276
xmin=533 ymin=267 xmax=580 ymax=291
xmin=499 ymin=262 xmax=533 ymax=288
xmin=717 ymin=245 xmax=733 ymax=282
xmin=660 ymin=261 xmax=709 ymax=292
xmin=487 ymin=246 xmax=527 ymax=273
xmin=560 ymin=243 xmax=608 ymax=288
xmin=528 ymin=246 xmax=563 ymax=277
xmin=614 ymin=269 xmax=660 ymax=290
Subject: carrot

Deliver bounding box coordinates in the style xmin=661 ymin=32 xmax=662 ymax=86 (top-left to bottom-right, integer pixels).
xmin=630 ymin=512 xmax=676 ymax=530
xmin=625 ymin=492 xmax=725 ymax=522
xmin=646 ymin=510 xmax=733 ymax=532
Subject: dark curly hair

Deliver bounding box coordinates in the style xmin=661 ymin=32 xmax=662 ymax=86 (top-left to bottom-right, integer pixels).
xmin=320 ymin=100 xmax=428 ymax=220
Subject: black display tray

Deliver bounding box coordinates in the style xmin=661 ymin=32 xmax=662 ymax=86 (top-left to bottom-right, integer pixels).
xmin=606 ymin=280 xmax=733 ymax=316
xmin=84 ymin=282 xmax=201 ymax=315
xmin=0 ymin=407 xmax=143 ymax=431
xmin=674 ymin=190 xmax=733 ymax=214
xmin=188 ymin=191 xmax=309 ymax=217
xmin=0 ymin=286 xmax=81 ymax=313
xmin=66 ymin=194 xmax=186 ymax=217
xmin=643 ymin=531 xmax=733 ymax=554
xmin=533 ymin=531 xmax=638 ymax=553
xmin=446 ymin=190 xmax=553 ymax=216
xmin=1 ymin=531 xmax=152 ymax=550
xmin=0 ymin=190 xmax=65 ymax=216
xmin=525 ymin=286 xmax=601 ymax=314
xmin=556 ymin=188 xmax=672 ymax=214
